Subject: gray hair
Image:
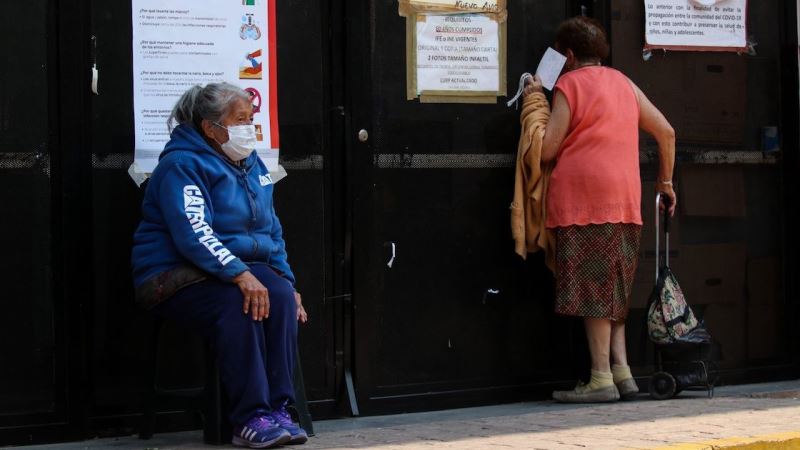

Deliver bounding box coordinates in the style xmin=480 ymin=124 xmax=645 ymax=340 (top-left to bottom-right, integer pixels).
xmin=167 ymin=82 xmax=251 ymax=131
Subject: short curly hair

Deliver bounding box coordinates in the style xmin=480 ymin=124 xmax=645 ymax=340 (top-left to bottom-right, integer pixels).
xmin=555 ymin=16 xmax=609 ymax=61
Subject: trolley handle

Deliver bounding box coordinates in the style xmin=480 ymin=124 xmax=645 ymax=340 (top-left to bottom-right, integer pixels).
xmin=654 ymin=192 xmax=672 ymax=282
xmin=661 ymin=194 xmax=671 ymax=234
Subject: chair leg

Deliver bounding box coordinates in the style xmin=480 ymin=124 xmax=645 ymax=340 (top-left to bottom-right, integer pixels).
xmin=203 ymin=343 xmax=231 ymax=445
xmin=139 ymin=389 xmax=157 ymax=440
xmin=139 ymin=318 xmax=163 ymax=440
xmin=292 ymin=347 xmax=314 ymax=436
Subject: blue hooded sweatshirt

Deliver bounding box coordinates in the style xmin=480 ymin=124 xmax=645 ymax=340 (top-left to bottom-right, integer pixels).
xmin=131 ymin=124 xmax=294 ymax=287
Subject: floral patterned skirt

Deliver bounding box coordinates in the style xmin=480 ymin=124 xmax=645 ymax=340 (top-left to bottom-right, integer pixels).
xmin=554 ymin=223 xmax=642 ymax=321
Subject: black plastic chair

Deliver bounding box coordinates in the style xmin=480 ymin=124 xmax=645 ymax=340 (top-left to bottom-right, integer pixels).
xmin=139 ymin=318 xmax=314 ymax=444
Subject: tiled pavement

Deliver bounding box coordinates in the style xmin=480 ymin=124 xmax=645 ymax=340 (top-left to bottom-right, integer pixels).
xmin=11 ymin=380 xmax=800 ymax=450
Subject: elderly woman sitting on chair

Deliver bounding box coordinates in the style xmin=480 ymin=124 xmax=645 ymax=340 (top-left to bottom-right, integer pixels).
xmin=131 ymin=82 xmax=309 ymax=448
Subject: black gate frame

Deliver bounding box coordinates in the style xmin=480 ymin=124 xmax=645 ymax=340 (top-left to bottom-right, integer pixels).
xmin=0 ymin=0 xmax=799 ymax=445
xmin=0 ymin=0 xmax=93 ymax=444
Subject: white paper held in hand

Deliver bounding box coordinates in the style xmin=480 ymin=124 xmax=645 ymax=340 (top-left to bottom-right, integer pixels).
xmin=535 ymin=47 xmax=567 ymax=91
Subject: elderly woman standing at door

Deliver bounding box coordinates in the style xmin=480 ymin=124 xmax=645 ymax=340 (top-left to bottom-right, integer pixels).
xmin=131 ymin=82 xmax=309 ymax=447
xmin=524 ymin=17 xmax=676 ymax=402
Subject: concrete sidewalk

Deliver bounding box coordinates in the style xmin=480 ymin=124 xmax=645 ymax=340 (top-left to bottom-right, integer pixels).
xmin=10 ymin=380 xmax=800 ymax=450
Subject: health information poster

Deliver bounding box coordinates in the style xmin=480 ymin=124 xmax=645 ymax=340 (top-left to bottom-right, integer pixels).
xmin=131 ymin=0 xmax=280 ymax=175
xmin=644 ymin=0 xmax=747 ymax=51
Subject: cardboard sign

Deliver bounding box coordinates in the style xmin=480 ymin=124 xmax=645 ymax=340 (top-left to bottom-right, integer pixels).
xmin=399 ymin=0 xmax=506 ymax=103
xmin=400 ymin=0 xmax=506 ymax=17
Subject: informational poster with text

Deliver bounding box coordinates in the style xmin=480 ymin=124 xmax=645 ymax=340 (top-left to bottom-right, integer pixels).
xmin=644 ymin=0 xmax=747 ymax=51
xmin=131 ymin=0 xmax=280 ymax=176
xmin=416 ymin=14 xmax=500 ymax=93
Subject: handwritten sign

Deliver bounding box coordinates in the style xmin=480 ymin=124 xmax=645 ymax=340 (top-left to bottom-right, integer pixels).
xmin=408 ymin=0 xmax=500 ymax=12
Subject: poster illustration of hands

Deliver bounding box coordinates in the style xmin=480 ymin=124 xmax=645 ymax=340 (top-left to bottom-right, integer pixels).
xmin=131 ymin=0 xmax=281 ymax=179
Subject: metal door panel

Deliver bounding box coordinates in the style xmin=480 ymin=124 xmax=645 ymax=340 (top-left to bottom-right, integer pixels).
xmin=348 ymin=1 xmax=575 ymax=414
xmin=0 ymin=0 xmax=58 ymax=421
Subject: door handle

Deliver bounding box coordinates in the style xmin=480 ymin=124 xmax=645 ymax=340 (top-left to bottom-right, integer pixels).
xmin=358 ymin=129 xmax=369 ymax=143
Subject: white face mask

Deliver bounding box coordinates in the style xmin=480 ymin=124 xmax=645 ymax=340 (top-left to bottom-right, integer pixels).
xmin=214 ymin=123 xmax=258 ymax=161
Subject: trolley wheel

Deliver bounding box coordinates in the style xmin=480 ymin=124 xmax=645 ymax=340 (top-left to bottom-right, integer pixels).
xmin=649 ymin=372 xmax=677 ymax=400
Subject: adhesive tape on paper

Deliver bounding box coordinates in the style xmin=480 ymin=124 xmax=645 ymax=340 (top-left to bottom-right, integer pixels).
xmin=688 ymin=0 xmax=726 ymax=6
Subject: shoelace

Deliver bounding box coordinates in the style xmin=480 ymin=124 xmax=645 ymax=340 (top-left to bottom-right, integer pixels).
xmin=271 ymin=408 xmax=294 ymax=427
xmin=251 ymin=415 xmax=279 ymax=432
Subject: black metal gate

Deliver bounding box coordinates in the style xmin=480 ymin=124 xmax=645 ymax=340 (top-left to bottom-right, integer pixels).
xmin=1 ymin=0 xmax=799 ymax=445
xmin=345 ymin=1 xmax=581 ymax=415
xmin=0 ymin=0 xmax=344 ymax=443
xmin=342 ymin=0 xmax=800 ymax=414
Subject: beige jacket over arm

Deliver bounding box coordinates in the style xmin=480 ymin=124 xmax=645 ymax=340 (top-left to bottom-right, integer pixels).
xmin=510 ymin=91 xmax=555 ymax=272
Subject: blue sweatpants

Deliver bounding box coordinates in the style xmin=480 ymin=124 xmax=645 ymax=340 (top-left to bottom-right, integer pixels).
xmin=153 ymin=263 xmax=297 ymax=426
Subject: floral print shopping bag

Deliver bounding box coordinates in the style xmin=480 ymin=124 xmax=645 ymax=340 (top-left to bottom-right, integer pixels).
xmin=647 ymin=267 xmax=699 ymax=345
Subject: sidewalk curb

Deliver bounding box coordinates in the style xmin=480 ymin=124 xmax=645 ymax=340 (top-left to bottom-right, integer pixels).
xmin=650 ymin=431 xmax=800 ymax=450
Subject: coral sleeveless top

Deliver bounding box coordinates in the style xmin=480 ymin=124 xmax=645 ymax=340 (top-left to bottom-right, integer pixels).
xmin=546 ymin=66 xmax=642 ymax=228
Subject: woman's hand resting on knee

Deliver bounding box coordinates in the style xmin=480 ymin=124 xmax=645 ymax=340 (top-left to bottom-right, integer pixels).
xmin=233 ymin=271 xmax=270 ymax=321
xmin=294 ymin=291 xmax=308 ymax=324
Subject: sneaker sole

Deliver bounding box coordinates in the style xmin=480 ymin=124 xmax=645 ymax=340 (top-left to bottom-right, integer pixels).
xmin=287 ymin=433 xmax=309 ymax=445
xmin=552 ymin=385 xmax=620 ymax=403
xmin=616 ymin=379 xmax=640 ymax=401
xmin=232 ymin=432 xmax=292 ymax=448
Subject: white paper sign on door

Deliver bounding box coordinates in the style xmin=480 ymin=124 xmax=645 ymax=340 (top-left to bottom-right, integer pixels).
xmin=416 ymin=14 xmax=500 ymax=93
xmin=644 ymin=0 xmax=747 ymax=51
xmin=131 ymin=0 xmax=280 ymax=176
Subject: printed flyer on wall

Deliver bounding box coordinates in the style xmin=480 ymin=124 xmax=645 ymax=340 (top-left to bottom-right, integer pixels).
xmin=131 ymin=0 xmax=281 ymax=179
xmin=416 ymin=14 xmax=500 ymax=93
xmin=644 ymin=0 xmax=747 ymax=51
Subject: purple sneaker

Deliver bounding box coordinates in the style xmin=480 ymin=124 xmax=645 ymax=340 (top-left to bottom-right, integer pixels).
xmin=232 ymin=415 xmax=291 ymax=448
xmin=269 ymin=407 xmax=308 ymax=445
